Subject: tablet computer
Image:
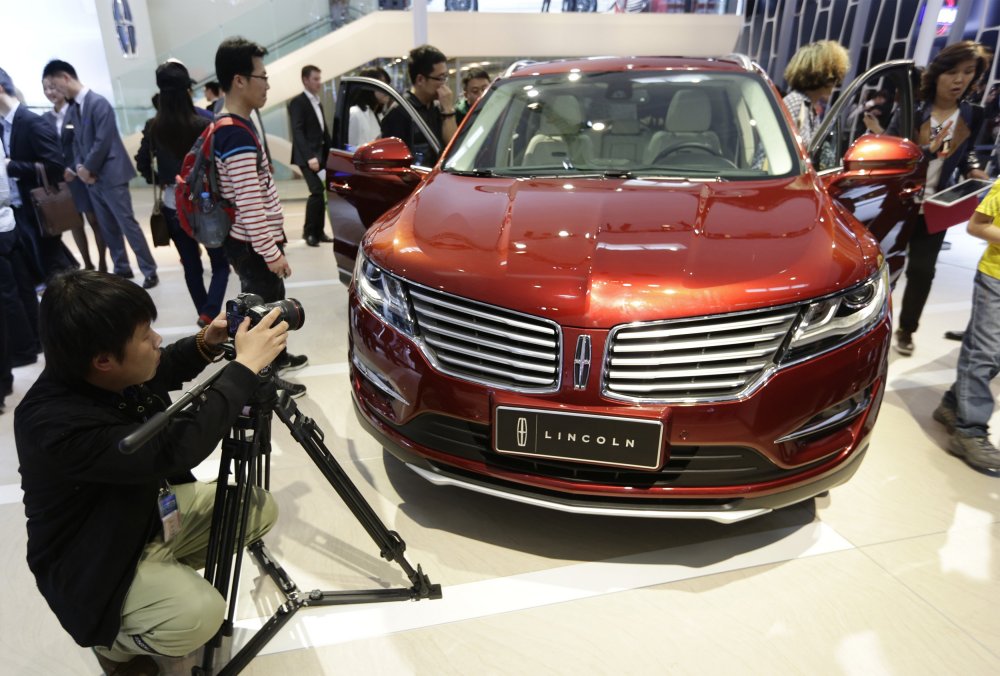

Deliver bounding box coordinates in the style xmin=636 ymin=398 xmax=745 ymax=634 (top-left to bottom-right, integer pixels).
xmin=925 ymin=178 xmax=994 ymax=207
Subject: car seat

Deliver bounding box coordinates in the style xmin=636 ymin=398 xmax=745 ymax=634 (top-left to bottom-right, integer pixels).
xmin=524 ymin=95 xmax=593 ymax=167
xmin=644 ymin=89 xmax=722 ymax=165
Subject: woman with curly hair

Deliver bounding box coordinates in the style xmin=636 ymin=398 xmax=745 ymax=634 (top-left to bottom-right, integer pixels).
xmin=782 ymin=40 xmax=850 ymax=145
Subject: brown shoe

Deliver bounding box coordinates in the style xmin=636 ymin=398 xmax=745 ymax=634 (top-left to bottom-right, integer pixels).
xmin=94 ymin=650 xmax=160 ymax=676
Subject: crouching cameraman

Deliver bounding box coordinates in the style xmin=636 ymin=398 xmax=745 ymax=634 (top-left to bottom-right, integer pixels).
xmin=15 ymin=270 xmax=289 ymax=676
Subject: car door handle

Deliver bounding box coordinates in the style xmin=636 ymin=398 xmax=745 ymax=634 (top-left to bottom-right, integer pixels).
xmin=329 ymin=182 xmax=352 ymax=194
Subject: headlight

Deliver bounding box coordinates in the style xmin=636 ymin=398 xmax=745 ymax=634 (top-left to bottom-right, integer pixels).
xmin=353 ymin=251 xmax=417 ymax=336
xmin=783 ymin=266 xmax=889 ymax=362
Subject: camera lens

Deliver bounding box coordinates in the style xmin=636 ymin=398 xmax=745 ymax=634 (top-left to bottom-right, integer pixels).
xmin=275 ymin=298 xmax=305 ymax=331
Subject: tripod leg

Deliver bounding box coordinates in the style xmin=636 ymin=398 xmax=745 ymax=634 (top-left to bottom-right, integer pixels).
xmin=272 ymin=393 xmax=442 ymax=600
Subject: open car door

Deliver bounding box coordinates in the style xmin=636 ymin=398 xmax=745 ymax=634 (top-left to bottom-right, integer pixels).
xmin=808 ymin=59 xmax=922 ymax=284
xmin=326 ymin=77 xmax=441 ymax=284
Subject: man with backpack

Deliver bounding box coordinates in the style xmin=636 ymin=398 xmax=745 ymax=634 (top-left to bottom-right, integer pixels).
xmin=211 ymin=37 xmax=308 ymax=396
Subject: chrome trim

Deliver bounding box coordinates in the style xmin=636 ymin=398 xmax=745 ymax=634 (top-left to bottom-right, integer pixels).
xmin=573 ymin=335 xmax=592 ymax=390
xmin=775 ymin=390 xmax=872 ymax=444
xmin=403 ymin=278 xmax=563 ymax=394
xmin=722 ymin=53 xmax=754 ymax=71
xmin=351 ymin=354 xmax=410 ymax=406
xmin=406 ymin=463 xmax=770 ymax=524
xmin=603 ymin=305 xmax=798 ymax=404
xmin=503 ymin=60 xmax=539 ymax=77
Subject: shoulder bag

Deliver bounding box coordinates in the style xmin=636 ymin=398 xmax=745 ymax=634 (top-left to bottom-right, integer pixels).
xmin=29 ymin=163 xmax=82 ymax=236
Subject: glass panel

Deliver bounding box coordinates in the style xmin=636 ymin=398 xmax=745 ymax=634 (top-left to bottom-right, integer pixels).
xmin=444 ymin=69 xmax=797 ymax=180
xmin=811 ymin=66 xmax=912 ymax=172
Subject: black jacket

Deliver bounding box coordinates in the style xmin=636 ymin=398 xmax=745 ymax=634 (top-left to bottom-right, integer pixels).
xmin=287 ymin=92 xmax=329 ymax=168
xmin=5 ymin=104 xmax=64 ymax=214
xmin=15 ymin=338 xmax=259 ymax=647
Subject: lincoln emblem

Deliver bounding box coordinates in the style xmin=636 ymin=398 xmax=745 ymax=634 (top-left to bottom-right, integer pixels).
xmin=516 ymin=417 xmax=528 ymax=447
xmin=573 ymin=335 xmax=592 ymax=390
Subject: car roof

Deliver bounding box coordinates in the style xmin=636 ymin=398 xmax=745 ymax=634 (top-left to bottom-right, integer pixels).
xmin=503 ymin=56 xmax=752 ymax=79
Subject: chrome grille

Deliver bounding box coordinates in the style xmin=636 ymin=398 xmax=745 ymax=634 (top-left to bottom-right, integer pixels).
xmin=605 ymin=307 xmax=799 ymax=401
xmin=408 ymin=285 xmax=561 ymax=391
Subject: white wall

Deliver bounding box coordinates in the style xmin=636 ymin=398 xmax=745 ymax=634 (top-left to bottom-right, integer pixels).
xmin=6 ymin=0 xmax=113 ymax=109
xmin=147 ymin=0 xmax=331 ymax=82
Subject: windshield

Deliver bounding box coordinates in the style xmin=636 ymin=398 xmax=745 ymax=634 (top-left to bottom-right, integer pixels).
xmin=443 ymin=69 xmax=799 ymax=180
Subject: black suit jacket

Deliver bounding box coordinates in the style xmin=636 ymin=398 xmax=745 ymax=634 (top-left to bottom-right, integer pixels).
xmin=6 ymin=105 xmax=64 ymax=214
xmin=287 ymin=92 xmax=329 ymax=168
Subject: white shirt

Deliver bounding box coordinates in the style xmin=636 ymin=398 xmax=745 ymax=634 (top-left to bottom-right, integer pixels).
xmin=52 ymin=104 xmax=67 ymax=137
xmin=304 ymin=90 xmax=325 ymax=132
xmin=0 ymin=135 xmax=15 ymax=231
xmin=74 ymin=86 xmax=91 ymax=116
xmin=348 ymin=106 xmax=381 ymax=149
xmin=2 ymin=101 xmax=21 ymax=207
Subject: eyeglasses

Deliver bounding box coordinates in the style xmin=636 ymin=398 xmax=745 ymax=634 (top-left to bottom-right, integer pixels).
xmin=247 ymin=73 xmax=269 ymax=83
xmin=424 ymin=74 xmax=448 ymax=83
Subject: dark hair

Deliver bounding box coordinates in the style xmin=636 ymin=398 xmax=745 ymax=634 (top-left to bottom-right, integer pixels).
xmin=205 ymin=81 xmax=221 ymax=96
xmin=921 ymin=41 xmax=987 ymax=103
xmin=150 ymin=88 xmax=209 ymax=160
xmin=42 ymin=59 xmax=78 ymax=81
xmin=353 ymin=67 xmax=391 ymax=112
xmin=462 ymin=68 xmax=490 ymax=88
xmin=215 ymin=37 xmax=268 ymax=92
xmin=40 ymin=271 xmax=157 ymax=381
xmin=0 ymin=67 xmax=14 ymax=96
xmin=407 ymin=44 xmax=446 ymax=85
xmin=301 ymin=64 xmax=320 ymax=80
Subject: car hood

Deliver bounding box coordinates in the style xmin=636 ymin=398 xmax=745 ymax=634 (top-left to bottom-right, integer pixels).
xmin=366 ymin=172 xmax=880 ymax=327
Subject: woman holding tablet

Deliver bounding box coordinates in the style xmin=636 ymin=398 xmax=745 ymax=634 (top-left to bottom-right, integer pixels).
xmin=888 ymin=41 xmax=990 ymax=356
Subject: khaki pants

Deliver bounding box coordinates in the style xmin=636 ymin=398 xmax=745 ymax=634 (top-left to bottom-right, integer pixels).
xmin=95 ymin=481 xmax=278 ymax=661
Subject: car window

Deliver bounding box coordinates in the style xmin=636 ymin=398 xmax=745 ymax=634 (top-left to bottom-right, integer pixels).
xmin=334 ymin=77 xmax=442 ymax=167
xmin=810 ymin=62 xmax=915 ymax=172
xmin=443 ymin=70 xmax=799 ymax=180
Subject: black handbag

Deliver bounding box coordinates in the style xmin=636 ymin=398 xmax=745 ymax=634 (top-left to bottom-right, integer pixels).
xmin=149 ymin=140 xmax=170 ymax=247
xmin=29 ymin=163 xmax=82 ymax=236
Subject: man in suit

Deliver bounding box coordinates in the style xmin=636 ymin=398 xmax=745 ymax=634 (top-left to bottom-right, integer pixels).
xmin=0 ymin=67 xmax=75 ymax=369
xmin=205 ymin=80 xmax=225 ymax=116
xmin=0 ymin=67 xmax=77 ymax=281
xmin=41 ymin=74 xmax=108 ymax=273
xmin=42 ymin=60 xmax=159 ymax=289
xmin=287 ymin=65 xmax=331 ymax=247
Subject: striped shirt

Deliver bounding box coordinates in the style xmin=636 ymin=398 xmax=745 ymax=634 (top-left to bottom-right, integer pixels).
xmin=213 ymin=115 xmax=285 ymax=262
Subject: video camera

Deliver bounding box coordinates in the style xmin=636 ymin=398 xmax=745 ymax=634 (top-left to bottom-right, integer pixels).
xmin=225 ymin=293 xmax=305 ymax=337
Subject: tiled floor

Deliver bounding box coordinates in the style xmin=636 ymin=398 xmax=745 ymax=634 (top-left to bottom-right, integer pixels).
xmin=1 ymin=184 xmax=998 ymax=675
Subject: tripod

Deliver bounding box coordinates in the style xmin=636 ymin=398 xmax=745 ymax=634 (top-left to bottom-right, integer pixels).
xmin=192 ymin=372 xmax=442 ymax=675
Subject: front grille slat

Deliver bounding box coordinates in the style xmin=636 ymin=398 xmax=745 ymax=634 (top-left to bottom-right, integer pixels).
xmin=605 ymin=306 xmax=799 ymax=401
xmin=406 ymin=283 xmax=561 ymax=391
xmin=414 ymin=305 xmax=558 ymax=348
xmin=410 ymin=289 xmax=558 ymax=336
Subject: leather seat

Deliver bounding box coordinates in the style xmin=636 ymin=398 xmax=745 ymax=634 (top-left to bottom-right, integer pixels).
xmin=644 ymin=89 xmax=722 ymax=165
xmin=524 ymin=95 xmax=593 ymax=167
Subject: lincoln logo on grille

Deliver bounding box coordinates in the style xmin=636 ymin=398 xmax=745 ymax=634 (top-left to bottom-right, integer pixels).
xmin=516 ymin=417 xmax=528 ymax=447
xmin=574 ymin=335 xmax=592 ymax=390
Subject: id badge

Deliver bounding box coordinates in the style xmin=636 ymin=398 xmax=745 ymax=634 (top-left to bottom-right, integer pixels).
xmin=158 ymin=487 xmax=182 ymax=543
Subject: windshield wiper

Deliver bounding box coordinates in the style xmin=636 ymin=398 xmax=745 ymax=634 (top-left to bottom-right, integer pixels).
xmin=600 ymin=169 xmax=635 ymax=179
xmin=444 ymin=168 xmax=496 ymax=177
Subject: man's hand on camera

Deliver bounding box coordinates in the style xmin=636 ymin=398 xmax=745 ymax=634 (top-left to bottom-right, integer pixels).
xmin=233 ymin=307 xmax=289 ymax=374
xmin=203 ymin=311 xmax=230 ymax=348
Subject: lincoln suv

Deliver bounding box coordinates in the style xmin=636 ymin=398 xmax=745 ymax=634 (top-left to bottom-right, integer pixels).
xmin=327 ymin=56 xmax=922 ymax=522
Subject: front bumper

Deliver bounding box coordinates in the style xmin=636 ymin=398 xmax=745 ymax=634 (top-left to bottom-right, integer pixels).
xmin=349 ymin=294 xmax=890 ymax=521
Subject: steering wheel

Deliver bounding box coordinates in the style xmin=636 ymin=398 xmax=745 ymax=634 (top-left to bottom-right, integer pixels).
xmin=653 ymin=142 xmax=739 ymax=170
xmin=655 ymin=142 xmax=726 ymax=161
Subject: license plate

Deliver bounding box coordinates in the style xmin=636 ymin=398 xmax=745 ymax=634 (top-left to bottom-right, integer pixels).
xmin=494 ymin=407 xmax=664 ymax=470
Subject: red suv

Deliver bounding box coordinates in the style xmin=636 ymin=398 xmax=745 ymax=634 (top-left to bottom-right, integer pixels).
xmin=327 ymin=56 xmax=921 ymax=522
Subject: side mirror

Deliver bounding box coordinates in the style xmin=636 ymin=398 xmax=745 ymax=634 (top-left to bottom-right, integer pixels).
xmin=353 ymin=137 xmax=415 ymax=175
xmin=841 ymin=135 xmax=924 ymax=179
